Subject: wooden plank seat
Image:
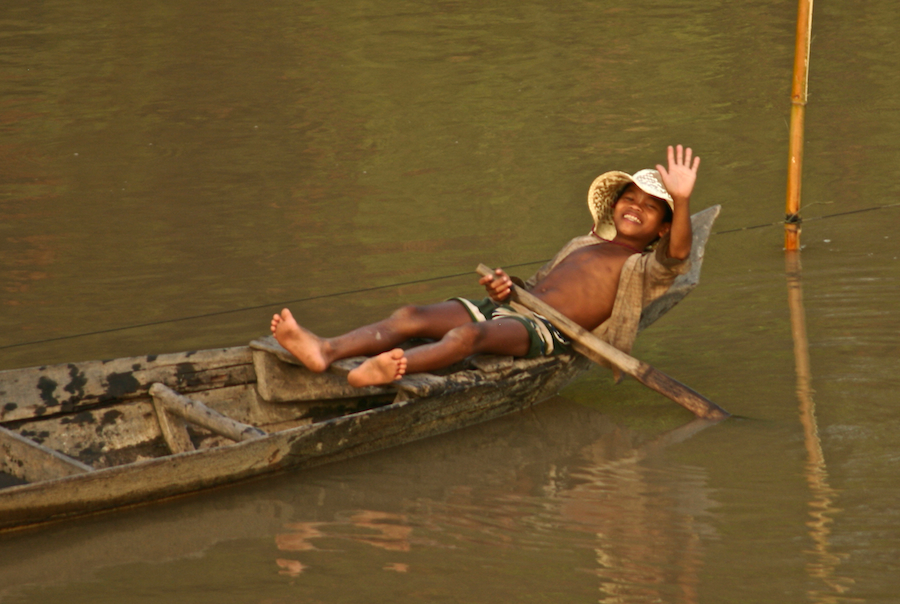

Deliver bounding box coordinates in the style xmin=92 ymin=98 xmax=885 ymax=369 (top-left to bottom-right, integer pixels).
xmin=149 ymin=383 xmax=267 ymax=455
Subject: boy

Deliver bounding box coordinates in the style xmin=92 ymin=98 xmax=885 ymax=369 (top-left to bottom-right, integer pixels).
xmin=271 ymin=144 xmax=699 ymax=387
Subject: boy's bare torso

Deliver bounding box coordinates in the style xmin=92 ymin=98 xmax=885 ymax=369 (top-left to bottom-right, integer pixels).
xmin=528 ymin=241 xmax=634 ymax=331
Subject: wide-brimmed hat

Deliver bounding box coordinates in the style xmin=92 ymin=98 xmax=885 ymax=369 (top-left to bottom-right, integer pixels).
xmin=587 ymin=169 xmax=674 ymax=241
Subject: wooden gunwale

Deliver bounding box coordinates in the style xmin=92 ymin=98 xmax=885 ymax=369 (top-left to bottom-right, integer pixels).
xmin=0 ymin=346 xmax=256 ymax=425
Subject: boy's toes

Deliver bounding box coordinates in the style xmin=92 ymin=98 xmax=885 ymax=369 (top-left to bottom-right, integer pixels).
xmin=392 ymin=349 xmax=408 ymax=379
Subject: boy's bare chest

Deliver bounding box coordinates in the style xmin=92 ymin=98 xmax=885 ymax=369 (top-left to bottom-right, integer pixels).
xmin=553 ymin=243 xmax=631 ymax=282
xmin=530 ymin=243 xmax=634 ymax=329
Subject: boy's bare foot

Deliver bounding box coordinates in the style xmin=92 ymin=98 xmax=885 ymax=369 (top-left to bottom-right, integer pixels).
xmin=270 ymin=308 xmax=331 ymax=373
xmin=347 ymin=349 xmax=407 ymax=387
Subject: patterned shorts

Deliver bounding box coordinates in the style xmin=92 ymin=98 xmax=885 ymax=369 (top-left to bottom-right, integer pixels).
xmin=449 ymin=297 xmax=571 ymax=359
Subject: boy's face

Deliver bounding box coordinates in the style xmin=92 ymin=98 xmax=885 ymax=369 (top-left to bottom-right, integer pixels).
xmin=612 ymin=184 xmax=672 ymax=242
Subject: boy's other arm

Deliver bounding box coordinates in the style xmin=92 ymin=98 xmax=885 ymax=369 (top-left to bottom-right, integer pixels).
xmin=657 ymin=144 xmax=700 ymax=261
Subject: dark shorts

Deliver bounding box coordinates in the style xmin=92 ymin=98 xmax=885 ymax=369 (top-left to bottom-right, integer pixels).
xmin=449 ymin=297 xmax=572 ymax=359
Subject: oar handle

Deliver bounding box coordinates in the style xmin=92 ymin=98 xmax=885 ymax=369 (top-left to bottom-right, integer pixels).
xmin=475 ymin=264 xmax=729 ymax=420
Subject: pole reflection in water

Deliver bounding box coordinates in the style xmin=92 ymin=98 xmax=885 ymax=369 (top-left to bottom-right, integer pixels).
xmin=785 ymin=251 xmax=856 ymax=602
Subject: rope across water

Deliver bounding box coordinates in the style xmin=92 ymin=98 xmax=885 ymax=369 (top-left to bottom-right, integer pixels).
xmin=3 ymin=202 xmax=898 ymax=351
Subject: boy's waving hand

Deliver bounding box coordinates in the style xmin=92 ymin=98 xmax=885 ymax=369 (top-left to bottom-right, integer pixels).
xmin=655 ymin=144 xmax=699 ymax=260
xmin=656 ymin=144 xmax=700 ymax=203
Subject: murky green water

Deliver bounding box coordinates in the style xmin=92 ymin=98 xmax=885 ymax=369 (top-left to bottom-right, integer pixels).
xmin=2 ymin=0 xmax=900 ymax=602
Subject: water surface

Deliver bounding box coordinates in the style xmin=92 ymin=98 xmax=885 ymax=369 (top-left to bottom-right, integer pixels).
xmin=2 ymin=1 xmax=899 ymax=602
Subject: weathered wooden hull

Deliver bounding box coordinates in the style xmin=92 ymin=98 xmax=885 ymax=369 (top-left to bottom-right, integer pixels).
xmin=0 ymin=346 xmax=588 ymax=532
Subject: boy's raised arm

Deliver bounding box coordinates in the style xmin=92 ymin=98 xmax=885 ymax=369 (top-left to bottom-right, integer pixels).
xmin=656 ymin=144 xmax=700 ymax=260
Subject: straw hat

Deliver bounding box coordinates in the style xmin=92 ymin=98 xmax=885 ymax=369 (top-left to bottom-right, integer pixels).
xmin=587 ymin=169 xmax=674 ymax=241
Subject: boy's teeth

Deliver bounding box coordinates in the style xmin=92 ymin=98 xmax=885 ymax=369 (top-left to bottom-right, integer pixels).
xmin=624 ymin=214 xmax=641 ymax=223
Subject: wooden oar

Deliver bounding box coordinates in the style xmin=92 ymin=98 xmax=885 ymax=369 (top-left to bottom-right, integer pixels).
xmin=476 ymin=264 xmax=729 ymax=420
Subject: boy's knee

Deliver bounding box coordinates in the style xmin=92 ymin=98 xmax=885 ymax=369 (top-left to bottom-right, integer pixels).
xmin=444 ymin=323 xmax=483 ymax=351
xmin=389 ymin=304 xmax=423 ymax=324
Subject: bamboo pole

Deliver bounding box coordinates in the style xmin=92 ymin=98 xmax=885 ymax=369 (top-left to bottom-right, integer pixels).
xmin=785 ymin=0 xmax=814 ymax=251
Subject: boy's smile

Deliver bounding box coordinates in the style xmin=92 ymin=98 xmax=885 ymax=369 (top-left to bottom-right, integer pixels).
xmin=612 ymin=184 xmax=671 ymax=244
xmin=621 ymin=211 xmax=644 ymax=225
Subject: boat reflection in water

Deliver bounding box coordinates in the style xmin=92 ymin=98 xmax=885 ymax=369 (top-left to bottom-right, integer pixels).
xmin=271 ymin=401 xmax=719 ymax=602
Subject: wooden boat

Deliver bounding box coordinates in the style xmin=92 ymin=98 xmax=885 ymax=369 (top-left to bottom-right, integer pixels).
xmin=0 ymin=207 xmax=719 ymax=532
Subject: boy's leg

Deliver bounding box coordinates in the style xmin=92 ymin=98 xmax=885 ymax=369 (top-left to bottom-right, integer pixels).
xmin=271 ymin=301 xmax=473 ymax=372
xmin=347 ymin=318 xmax=531 ymax=387
xmin=404 ymin=318 xmax=531 ymax=371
